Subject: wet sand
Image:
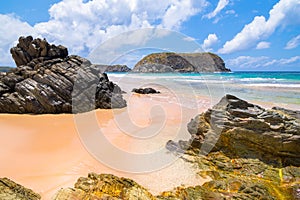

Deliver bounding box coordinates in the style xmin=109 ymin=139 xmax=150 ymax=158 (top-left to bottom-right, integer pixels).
xmin=0 ymin=94 xmax=210 ymax=199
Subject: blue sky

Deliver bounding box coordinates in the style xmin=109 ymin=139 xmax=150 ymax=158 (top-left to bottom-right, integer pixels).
xmin=0 ymin=0 xmax=300 ymax=71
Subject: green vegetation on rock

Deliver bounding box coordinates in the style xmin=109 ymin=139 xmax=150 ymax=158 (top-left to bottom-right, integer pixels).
xmin=133 ymin=52 xmax=231 ymax=73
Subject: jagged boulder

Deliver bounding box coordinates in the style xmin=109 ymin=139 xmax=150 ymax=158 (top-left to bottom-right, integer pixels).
xmin=0 ymin=178 xmax=41 ymax=200
xmin=167 ymin=94 xmax=300 ymax=167
xmin=0 ymin=36 xmax=126 ymax=114
xmin=10 ymin=36 xmax=68 ymax=67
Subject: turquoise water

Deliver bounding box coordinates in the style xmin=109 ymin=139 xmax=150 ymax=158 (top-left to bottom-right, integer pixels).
xmin=108 ymin=72 xmax=300 ymax=109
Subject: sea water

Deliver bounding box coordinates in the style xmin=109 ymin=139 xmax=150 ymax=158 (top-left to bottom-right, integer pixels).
xmin=108 ymin=71 xmax=300 ymax=110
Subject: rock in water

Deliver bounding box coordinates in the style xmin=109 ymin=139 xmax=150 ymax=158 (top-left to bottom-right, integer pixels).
xmin=0 ymin=178 xmax=41 ymax=200
xmin=0 ymin=36 xmax=126 ymax=114
xmin=132 ymin=87 xmax=160 ymax=94
xmin=53 ymin=173 xmax=155 ymax=200
xmin=167 ymin=94 xmax=300 ymax=167
xmin=132 ymin=52 xmax=231 ymax=73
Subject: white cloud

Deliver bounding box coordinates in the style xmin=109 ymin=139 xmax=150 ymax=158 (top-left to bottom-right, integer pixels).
xmin=219 ymin=0 xmax=300 ymax=54
xmin=160 ymin=0 xmax=208 ymax=29
xmin=264 ymin=56 xmax=300 ymax=66
xmin=0 ymin=14 xmax=37 ymax=66
xmin=227 ymin=55 xmax=300 ymax=69
xmin=183 ymin=36 xmax=196 ymax=42
xmin=227 ymin=56 xmax=269 ymax=68
xmin=204 ymin=0 xmax=229 ymax=19
xmin=256 ymin=41 xmax=270 ymax=49
xmin=201 ymin=33 xmax=218 ymax=51
xmin=0 ymin=0 xmax=208 ymax=66
xmin=285 ymin=34 xmax=300 ymax=49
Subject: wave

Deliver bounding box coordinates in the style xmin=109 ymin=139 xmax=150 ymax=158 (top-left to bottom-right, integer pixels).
xmin=247 ymin=83 xmax=300 ymax=88
xmin=240 ymin=78 xmax=285 ymax=82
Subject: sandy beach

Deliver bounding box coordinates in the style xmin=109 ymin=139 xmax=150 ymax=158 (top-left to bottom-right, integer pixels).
xmin=0 ymin=93 xmax=210 ymax=199
xmin=1 ymin=72 xmax=299 ymax=199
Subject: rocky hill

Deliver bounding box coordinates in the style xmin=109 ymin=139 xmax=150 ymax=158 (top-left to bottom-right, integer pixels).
xmin=133 ymin=52 xmax=230 ymax=73
xmin=96 ymin=64 xmax=131 ymax=72
xmin=0 ymin=36 xmax=126 ymax=114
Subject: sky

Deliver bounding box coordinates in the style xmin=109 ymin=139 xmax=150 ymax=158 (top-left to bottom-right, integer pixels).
xmin=0 ymin=0 xmax=300 ymax=71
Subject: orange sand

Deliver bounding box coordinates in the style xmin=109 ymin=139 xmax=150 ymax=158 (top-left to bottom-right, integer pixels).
xmin=0 ymin=94 xmax=210 ymax=199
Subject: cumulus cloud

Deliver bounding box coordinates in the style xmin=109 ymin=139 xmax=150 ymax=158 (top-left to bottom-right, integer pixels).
xmin=264 ymin=56 xmax=300 ymax=66
xmin=256 ymin=41 xmax=270 ymax=49
xmin=227 ymin=55 xmax=300 ymax=69
xmin=204 ymin=0 xmax=229 ymax=19
xmin=0 ymin=14 xmax=36 ymax=66
xmin=0 ymin=0 xmax=208 ymax=66
xmin=201 ymin=33 xmax=218 ymax=51
xmin=285 ymin=34 xmax=300 ymax=49
xmin=160 ymin=0 xmax=208 ymax=29
xmin=227 ymin=56 xmax=269 ymax=68
xmin=219 ymin=0 xmax=300 ymax=54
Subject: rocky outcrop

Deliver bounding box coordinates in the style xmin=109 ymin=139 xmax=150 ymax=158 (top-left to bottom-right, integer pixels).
xmin=132 ymin=52 xmax=230 ymax=73
xmin=53 ymin=164 xmax=299 ymax=200
xmin=159 ymin=151 xmax=300 ymax=200
xmin=0 ymin=178 xmax=41 ymax=200
xmin=10 ymin=36 xmax=68 ymax=67
xmin=0 ymin=36 xmax=126 ymax=114
xmin=167 ymin=94 xmax=300 ymax=167
xmin=96 ymin=64 xmax=132 ymax=72
xmin=53 ymin=173 xmax=155 ymax=200
xmin=132 ymin=87 xmax=160 ymax=94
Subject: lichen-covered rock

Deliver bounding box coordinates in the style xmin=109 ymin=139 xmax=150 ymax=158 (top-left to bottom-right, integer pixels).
xmin=0 ymin=36 xmax=126 ymax=114
xmin=52 ymin=173 xmax=155 ymax=200
xmin=0 ymin=178 xmax=41 ymax=200
xmin=132 ymin=52 xmax=230 ymax=73
xmin=167 ymin=94 xmax=300 ymax=167
xmin=133 ymin=52 xmax=195 ymax=73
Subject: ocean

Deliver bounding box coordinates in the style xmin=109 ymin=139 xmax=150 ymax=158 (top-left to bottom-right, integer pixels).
xmin=108 ymin=71 xmax=300 ymax=110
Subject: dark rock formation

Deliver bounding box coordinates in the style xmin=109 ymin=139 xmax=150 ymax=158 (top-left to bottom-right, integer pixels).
xmin=132 ymin=87 xmax=160 ymax=94
xmin=167 ymin=94 xmax=300 ymax=167
xmin=10 ymin=36 xmax=68 ymax=67
xmin=53 ymin=173 xmax=155 ymax=200
xmin=132 ymin=52 xmax=230 ymax=73
xmin=0 ymin=178 xmax=41 ymax=200
xmin=0 ymin=36 xmax=126 ymax=114
xmin=96 ymin=64 xmax=132 ymax=72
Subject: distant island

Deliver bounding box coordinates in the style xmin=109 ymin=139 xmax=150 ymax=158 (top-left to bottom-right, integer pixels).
xmin=95 ymin=64 xmax=131 ymax=73
xmin=0 ymin=66 xmax=13 ymax=72
xmin=132 ymin=52 xmax=231 ymax=73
